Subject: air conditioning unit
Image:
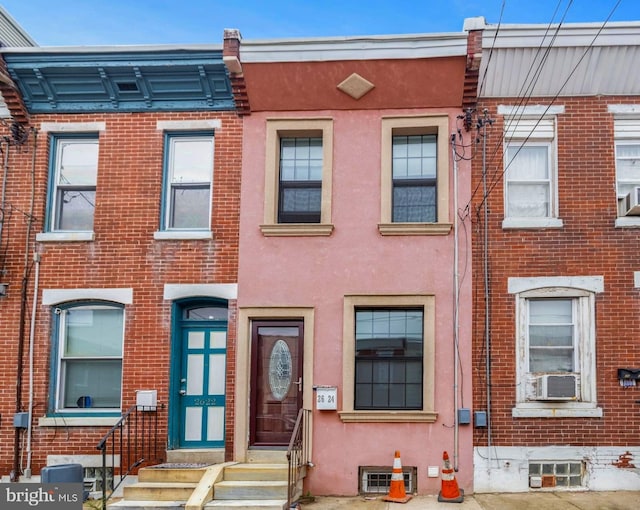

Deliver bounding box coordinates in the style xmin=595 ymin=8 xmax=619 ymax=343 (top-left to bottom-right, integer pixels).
xmin=623 ymin=187 xmax=640 ymax=216
xmin=534 ymin=374 xmax=578 ymax=400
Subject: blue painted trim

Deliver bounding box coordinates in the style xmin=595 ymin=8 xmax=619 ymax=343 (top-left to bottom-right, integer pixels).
xmin=167 ymin=297 xmax=228 ymax=450
xmin=6 ymin=50 xmax=235 ymax=114
xmin=47 ymin=300 xmax=124 ymax=415
xmin=45 ymin=133 xmax=100 ymax=233
xmin=160 ymin=131 xmax=215 ymax=231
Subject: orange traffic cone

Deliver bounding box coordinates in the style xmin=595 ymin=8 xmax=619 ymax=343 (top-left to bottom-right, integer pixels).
xmin=437 ymin=451 xmax=464 ymax=503
xmin=383 ymin=450 xmax=412 ymax=503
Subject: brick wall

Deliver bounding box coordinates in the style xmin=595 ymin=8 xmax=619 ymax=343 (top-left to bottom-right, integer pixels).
xmin=471 ymin=96 xmax=640 ymax=447
xmin=0 ymin=110 xmax=241 ymax=476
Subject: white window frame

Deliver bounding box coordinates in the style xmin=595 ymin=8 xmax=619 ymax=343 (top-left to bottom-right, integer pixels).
xmin=610 ymin=110 xmax=640 ymax=227
xmin=499 ymin=105 xmax=563 ymax=229
xmin=509 ymin=276 xmax=603 ymax=418
xmin=53 ymin=303 xmax=125 ymax=415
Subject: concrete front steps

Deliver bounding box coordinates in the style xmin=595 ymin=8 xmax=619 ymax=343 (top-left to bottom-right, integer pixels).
xmin=107 ymin=459 xmax=294 ymax=510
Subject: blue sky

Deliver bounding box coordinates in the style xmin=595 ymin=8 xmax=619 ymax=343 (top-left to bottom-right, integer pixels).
xmin=1 ymin=0 xmax=638 ymax=46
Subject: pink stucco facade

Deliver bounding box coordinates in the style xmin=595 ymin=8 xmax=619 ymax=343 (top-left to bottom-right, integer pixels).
xmin=237 ymin=103 xmax=473 ymax=495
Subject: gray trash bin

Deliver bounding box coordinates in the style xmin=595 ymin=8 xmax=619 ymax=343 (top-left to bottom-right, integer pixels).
xmin=41 ymin=463 xmax=88 ymax=501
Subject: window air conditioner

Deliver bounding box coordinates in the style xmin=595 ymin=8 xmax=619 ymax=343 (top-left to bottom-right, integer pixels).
xmin=623 ymin=187 xmax=640 ymax=216
xmin=534 ymin=374 xmax=578 ymax=400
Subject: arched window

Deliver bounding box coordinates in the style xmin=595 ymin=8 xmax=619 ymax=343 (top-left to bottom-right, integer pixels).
xmin=51 ymin=302 xmax=124 ymax=413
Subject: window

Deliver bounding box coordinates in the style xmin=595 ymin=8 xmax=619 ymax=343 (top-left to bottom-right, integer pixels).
xmin=278 ymin=137 xmax=322 ymax=223
xmin=527 ymin=299 xmax=575 ymax=374
xmin=499 ymin=105 xmax=564 ymax=229
xmin=509 ymin=276 xmax=603 ymax=418
xmin=262 ymin=118 xmax=333 ymax=236
xmin=355 ymin=308 xmax=423 ymax=410
xmin=51 ymin=303 xmax=124 ymax=413
xmin=48 ymin=135 xmax=99 ymax=232
xmin=392 ymin=135 xmax=437 ymax=222
xmin=380 ymin=116 xmax=450 ymax=235
xmin=504 ymin=143 xmax=552 ymax=218
xmin=612 ymin=116 xmax=640 ymax=221
xmin=341 ymin=295 xmax=436 ymax=423
xmin=161 ymin=132 xmax=213 ymax=231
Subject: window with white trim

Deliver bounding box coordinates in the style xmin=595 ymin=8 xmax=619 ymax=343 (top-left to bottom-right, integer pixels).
xmin=613 ymin=118 xmax=640 ymax=218
xmin=503 ymin=116 xmax=561 ymax=228
xmin=161 ymin=132 xmax=213 ymax=231
xmin=47 ymin=135 xmax=99 ymax=232
xmin=509 ymin=276 xmax=603 ymax=418
xmin=51 ymin=303 xmax=124 ymax=413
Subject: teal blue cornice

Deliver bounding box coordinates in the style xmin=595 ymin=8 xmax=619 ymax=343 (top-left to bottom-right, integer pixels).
xmin=4 ymin=49 xmax=235 ymax=113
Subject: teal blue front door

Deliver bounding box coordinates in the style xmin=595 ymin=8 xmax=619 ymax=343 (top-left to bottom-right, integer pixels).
xmin=175 ymin=311 xmax=227 ymax=448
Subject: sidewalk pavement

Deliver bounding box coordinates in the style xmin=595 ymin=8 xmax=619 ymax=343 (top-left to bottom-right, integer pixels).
xmin=303 ymin=491 xmax=640 ymax=510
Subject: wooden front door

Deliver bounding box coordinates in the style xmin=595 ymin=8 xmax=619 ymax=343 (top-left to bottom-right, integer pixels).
xmin=250 ymin=321 xmax=303 ymax=446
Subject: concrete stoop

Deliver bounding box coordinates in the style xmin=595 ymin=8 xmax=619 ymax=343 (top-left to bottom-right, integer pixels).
xmin=107 ymin=461 xmax=293 ymax=510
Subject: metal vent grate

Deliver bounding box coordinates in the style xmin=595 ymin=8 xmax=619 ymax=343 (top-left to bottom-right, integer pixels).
xmin=359 ymin=466 xmax=416 ymax=495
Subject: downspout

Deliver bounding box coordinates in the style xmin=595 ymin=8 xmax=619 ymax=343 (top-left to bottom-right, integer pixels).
xmin=25 ymin=249 xmax=41 ymax=478
xmin=480 ymin=112 xmax=492 ymax=466
xmin=0 ymin=138 xmax=8 ymax=243
xmin=451 ymin=135 xmax=460 ymax=471
xmin=11 ymin=128 xmax=37 ymax=482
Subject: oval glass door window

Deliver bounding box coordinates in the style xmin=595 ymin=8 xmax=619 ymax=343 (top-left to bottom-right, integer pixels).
xmin=269 ymin=339 xmax=292 ymax=401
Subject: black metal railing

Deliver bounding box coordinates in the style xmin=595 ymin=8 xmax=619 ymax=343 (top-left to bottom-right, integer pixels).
xmin=96 ymin=404 xmax=164 ymax=510
xmin=286 ymin=408 xmax=311 ymax=508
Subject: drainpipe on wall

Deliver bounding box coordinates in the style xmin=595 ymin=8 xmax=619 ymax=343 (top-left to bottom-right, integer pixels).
xmin=11 ymin=128 xmax=37 ymax=482
xmin=25 ymin=249 xmax=41 ymax=478
xmin=451 ymin=135 xmax=461 ymax=472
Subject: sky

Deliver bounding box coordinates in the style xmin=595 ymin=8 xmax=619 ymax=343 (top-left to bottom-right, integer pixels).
xmin=1 ymin=0 xmax=638 ymax=47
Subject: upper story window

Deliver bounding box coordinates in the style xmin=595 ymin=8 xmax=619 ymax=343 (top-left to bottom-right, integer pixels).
xmin=51 ymin=303 xmax=124 ymax=414
xmin=161 ymin=132 xmax=213 ymax=231
xmin=48 ymin=135 xmax=99 ymax=233
xmin=392 ymin=134 xmax=437 ymax=223
xmin=379 ymin=116 xmax=451 ymax=236
xmin=611 ymin=114 xmax=640 ymax=225
xmin=278 ymin=137 xmax=322 ymax=223
xmin=499 ymin=105 xmax=564 ymax=229
xmin=261 ymin=118 xmax=333 ymax=237
xmin=509 ymin=276 xmax=603 ymax=418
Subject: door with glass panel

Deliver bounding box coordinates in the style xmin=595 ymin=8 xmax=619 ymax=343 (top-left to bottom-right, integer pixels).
xmin=250 ymin=321 xmax=303 ymax=446
xmin=175 ymin=305 xmax=227 ymax=448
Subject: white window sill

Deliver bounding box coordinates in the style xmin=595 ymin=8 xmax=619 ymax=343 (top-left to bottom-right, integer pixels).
xmin=154 ymin=230 xmax=213 ymax=240
xmin=512 ymin=403 xmax=602 ymax=418
xmin=38 ymin=415 xmax=121 ymax=427
xmin=615 ymin=217 xmax=640 ymax=228
xmin=502 ymin=218 xmax=564 ymax=229
xmin=339 ymin=410 xmax=438 ymax=423
xmin=36 ymin=232 xmax=94 ymax=242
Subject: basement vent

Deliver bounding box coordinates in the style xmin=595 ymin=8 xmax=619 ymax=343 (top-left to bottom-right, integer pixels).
xmin=83 ymin=466 xmax=113 ymax=494
xmin=529 ymin=461 xmax=584 ymax=489
xmin=116 ymin=81 xmax=139 ymax=92
xmin=359 ymin=465 xmax=416 ymax=495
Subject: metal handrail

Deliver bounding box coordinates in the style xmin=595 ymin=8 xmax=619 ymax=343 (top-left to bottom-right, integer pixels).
xmin=286 ymin=408 xmax=311 ymax=508
xmin=96 ymin=404 xmax=164 ymax=510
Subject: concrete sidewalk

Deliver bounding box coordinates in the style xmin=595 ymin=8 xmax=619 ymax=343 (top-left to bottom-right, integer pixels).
xmin=303 ymin=491 xmax=640 ymax=510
